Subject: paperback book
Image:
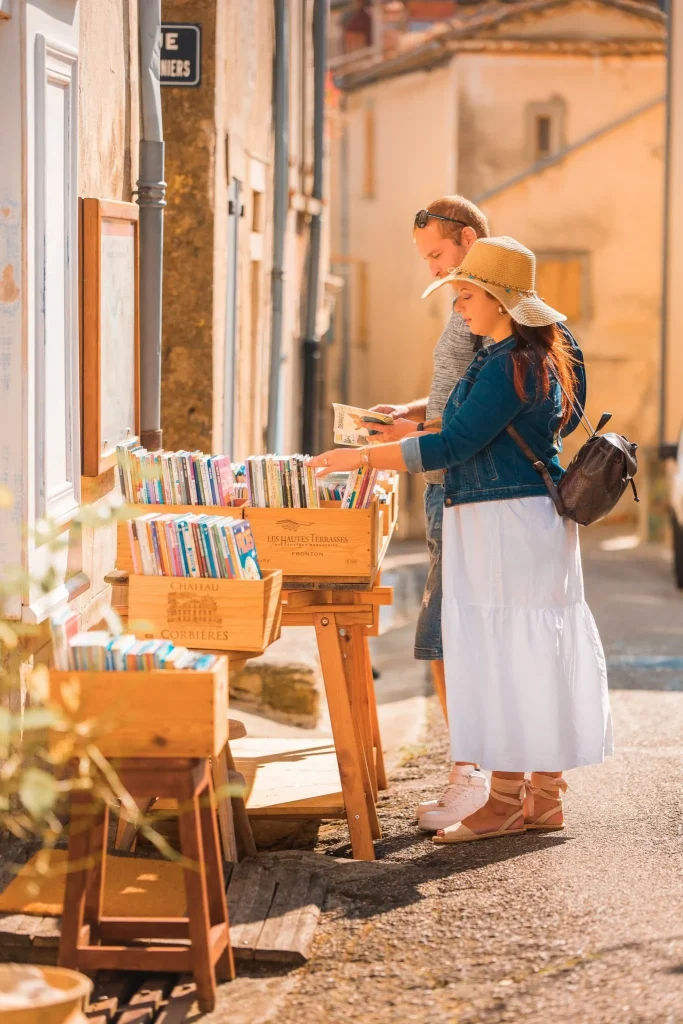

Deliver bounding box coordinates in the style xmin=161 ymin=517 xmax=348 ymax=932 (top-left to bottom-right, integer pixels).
xmin=116 ymin=441 xmax=242 ymax=506
xmin=127 ymin=512 xmax=262 ymax=579
xmin=243 ymin=454 xmax=320 ymax=509
xmin=48 ymin=622 xmax=219 ymax=673
xmin=332 ymin=404 xmax=393 ymax=447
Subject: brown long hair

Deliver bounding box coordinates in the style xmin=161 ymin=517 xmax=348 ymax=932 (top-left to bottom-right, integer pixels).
xmin=509 ymin=322 xmax=579 ymax=428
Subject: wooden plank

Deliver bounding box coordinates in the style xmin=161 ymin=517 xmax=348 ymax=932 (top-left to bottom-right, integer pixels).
xmin=155 ymin=978 xmax=197 ymax=1024
xmin=32 ymin=915 xmax=61 ymax=948
xmin=363 ymin=632 xmax=387 ymax=791
xmin=117 ymin=975 xmax=174 ymax=1024
xmin=254 ymin=870 xmax=326 ymax=965
xmin=227 ymin=862 xmax=277 ymax=959
xmin=231 ymin=738 xmax=345 ymax=819
xmin=0 ymin=913 xmax=44 ymax=946
xmin=48 ymin=664 xmax=229 ymax=759
xmin=86 ymin=975 xmax=136 ymax=1022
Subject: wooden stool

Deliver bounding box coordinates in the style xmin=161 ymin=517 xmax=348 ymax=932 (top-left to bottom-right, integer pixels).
xmin=59 ymin=757 xmax=234 ymax=1013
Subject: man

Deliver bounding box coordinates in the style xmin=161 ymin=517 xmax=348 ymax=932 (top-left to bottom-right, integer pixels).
xmin=369 ymin=195 xmax=491 ymax=830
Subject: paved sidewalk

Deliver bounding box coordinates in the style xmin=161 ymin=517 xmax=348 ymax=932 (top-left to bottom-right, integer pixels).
xmin=201 ymin=535 xmax=683 ymax=1024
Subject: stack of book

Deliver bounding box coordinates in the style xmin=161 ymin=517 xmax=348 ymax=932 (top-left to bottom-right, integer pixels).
xmin=340 ymin=467 xmax=379 ymax=509
xmin=317 ymin=474 xmax=347 ymax=501
xmin=127 ymin=513 xmax=262 ymax=580
xmin=116 ymin=441 xmax=239 ymax=506
xmin=50 ymin=615 xmax=219 ymax=672
xmin=244 ymin=455 xmax=320 ymax=508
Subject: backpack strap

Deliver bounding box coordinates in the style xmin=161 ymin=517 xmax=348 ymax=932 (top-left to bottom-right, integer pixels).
xmin=505 ymin=424 xmax=566 ymax=517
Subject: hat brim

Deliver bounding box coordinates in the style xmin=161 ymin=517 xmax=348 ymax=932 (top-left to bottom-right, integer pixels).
xmin=422 ymin=272 xmax=567 ymax=327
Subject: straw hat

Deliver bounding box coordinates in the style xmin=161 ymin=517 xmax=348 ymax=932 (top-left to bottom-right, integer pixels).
xmin=421 ymin=236 xmax=567 ymax=327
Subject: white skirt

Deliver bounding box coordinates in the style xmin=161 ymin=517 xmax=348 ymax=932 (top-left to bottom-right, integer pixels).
xmin=442 ymin=496 xmax=613 ymax=772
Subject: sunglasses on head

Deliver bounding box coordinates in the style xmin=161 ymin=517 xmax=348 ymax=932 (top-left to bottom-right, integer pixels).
xmin=414 ymin=209 xmax=468 ymax=230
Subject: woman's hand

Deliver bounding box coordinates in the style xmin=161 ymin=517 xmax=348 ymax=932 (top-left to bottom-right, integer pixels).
xmin=308 ymin=448 xmax=362 ymax=477
xmin=370 ymin=403 xmax=409 ymax=418
xmin=362 ymin=416 xmax=416 ymax=442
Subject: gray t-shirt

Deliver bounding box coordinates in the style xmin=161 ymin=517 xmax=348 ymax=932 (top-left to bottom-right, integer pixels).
xmin=423 ymin=308 xmax=481 ymax=484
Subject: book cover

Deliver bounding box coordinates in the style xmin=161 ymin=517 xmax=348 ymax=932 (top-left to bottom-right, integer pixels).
xmin=332 ymin=403 xmax=393 ymax=447
xmin=213 ymin=455 xmax=234 ymax=505
xmin=230 ymin=520 xmax=262 ymax=580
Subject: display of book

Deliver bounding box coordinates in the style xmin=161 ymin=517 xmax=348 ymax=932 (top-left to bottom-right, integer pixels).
xmin=116 ymin=440 xmax=247 ymax=506
xmin=50 ymin=614 xmax=219 ymax=672
xmin=243 ymin=454 xmax=320 ymax=508
xmin=127 ymin=512 xmax=262 ymax=580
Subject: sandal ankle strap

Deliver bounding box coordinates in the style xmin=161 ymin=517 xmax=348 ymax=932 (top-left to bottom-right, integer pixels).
xmin=527 ymin=775 xmax=568 ymax=799
xmin=491 ymin=778 xmax=525 ymax=806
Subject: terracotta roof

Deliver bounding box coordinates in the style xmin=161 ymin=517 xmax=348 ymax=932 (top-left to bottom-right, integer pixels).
xmin=335 ymin=0 xmax=666 ymax=90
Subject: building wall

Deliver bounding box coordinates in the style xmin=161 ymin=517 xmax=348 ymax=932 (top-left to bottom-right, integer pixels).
xmin=0 ymin=0 xmax=141 ymax=673
xmin=331 ymin=16 xmax=665 ymax=534
xmin=161 ymin=0 xmax=324 ymax=462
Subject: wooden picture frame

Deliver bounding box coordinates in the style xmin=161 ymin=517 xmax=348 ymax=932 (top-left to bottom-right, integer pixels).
xmin=81 ymin=198 xmax=140 ymax=477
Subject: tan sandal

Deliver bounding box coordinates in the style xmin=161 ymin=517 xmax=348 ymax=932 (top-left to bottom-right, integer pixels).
xmin=432 ymin=777 xmax=526 ymax=844
xmin=524 ymin=774 xmax=568 ymax=831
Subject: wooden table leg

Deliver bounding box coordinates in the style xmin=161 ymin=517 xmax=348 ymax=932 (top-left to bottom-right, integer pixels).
xmin=59 ymin=789 xmax=95 ymax=969
xmin=347 ymin=625 xmax=378 ymax=800
xmin=177 ymin=768 xmax=217 ymax=1013
xmin=199 ymin=779 xmax=235 ymax=983
xmin=212 ymin=748 xmax=238 ymax=863
xmin=314 ymin=613 xmax=376 ymax=860
xmin=363 ymin=632 xmax=388 ymax=791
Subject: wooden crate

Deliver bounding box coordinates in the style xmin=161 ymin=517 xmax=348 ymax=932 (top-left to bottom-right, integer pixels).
xmin=241 ymin=501 xmax=382 ymax=580
xmin=127 ymin=569 xmax=283 ymax=654
xmin=48 ymin=662 xmax=228 ymax=758
xmin=116 ymin=504 xmax=244 ymax=573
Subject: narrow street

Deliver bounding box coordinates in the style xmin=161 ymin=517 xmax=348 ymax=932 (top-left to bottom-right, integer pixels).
xmin=212 ymin=533 xmax=683 ymax=1024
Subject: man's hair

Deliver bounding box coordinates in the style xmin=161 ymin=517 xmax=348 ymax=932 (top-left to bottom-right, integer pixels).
xmin=425 ymin=195 xmax=490 ymax=242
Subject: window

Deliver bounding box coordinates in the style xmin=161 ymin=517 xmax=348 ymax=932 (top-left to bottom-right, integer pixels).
xmin=536 ymin=116 xmax=552 ymax=159
xmin=526 ymin=97 xmax=566 ymax=163
xmin=535 ymin=252 xmax=590 ymax=323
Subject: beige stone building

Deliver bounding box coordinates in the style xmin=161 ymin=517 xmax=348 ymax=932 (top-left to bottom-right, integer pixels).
xmin=328 ymin=0 xmax=667 ymax=535
xmin=161 ymin=0 xmax=332 ymax=461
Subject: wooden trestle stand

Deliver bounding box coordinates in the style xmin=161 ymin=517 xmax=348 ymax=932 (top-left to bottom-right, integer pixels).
xmin=109 ymin=474 xmax=399 ymax=862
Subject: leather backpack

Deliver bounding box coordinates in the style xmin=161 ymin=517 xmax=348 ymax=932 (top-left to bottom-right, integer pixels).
xmin=506 ymin=373 xmax=639 ymax=527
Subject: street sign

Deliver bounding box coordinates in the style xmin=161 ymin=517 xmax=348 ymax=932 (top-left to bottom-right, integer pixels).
xmin=160 ymin=24 xmax=201 ymax=87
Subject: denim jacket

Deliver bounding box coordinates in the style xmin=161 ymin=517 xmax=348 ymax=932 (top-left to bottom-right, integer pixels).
xmin=401 ymin=326 xmax=586 ymax=508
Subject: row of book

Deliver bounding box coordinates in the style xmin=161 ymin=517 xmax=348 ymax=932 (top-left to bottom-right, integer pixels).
xmin=128 ymin=513 xmax=261 ymax=580
xmin=340 ymin=467 xmax=380 ymax=509
xmin=50 ymin=613 xmax=219 ymax=672
xmin=243 ymin=455 xmax=320 ymax=509
xmin=116 ymin=441 xmax=245 ymax=506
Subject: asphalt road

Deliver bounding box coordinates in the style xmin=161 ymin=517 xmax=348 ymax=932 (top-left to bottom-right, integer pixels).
xmin=207 ymin=534 xmax=683 ymax=1024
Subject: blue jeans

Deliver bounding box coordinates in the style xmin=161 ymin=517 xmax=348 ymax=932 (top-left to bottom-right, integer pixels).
xmin=414 ymin=483 xmax=443 ymax=661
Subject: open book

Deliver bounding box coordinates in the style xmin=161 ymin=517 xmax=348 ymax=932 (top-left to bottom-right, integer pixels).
xmin=332 ymin=403 xmax=393 ymax=447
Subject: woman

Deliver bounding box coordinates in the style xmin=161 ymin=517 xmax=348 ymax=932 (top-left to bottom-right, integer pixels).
xmin=309 ymin=236 xmax=612 ymax=844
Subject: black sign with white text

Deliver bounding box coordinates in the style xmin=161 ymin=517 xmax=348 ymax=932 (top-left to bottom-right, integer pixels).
xmin=160 ymin=24 xmax=201 ymax=87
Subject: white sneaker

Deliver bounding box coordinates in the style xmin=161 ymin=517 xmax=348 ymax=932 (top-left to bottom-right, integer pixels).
xmin=417 ymin=767 xmax=490 ymax=832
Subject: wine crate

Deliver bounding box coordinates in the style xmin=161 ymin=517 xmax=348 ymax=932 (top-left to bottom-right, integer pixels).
xmin=116 ymin=503 xmax=245 ymax=573
xmin=48 ymin=662 xmax=228 ymax=758
xmin=241 ymin=501 xmax=382 ymax=581
xmin=127 ymin=569 xmax=283 ymax=654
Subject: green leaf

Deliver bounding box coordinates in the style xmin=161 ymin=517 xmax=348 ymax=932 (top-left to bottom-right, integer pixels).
xmin=19 ymin=767 xmax=58 ymax=819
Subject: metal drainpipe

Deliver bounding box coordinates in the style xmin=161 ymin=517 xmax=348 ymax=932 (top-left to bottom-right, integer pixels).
xmin=301 ymin=0 xmax=328 ymax=454
xmin=267 ymin=0 xmax=289 ymax=454
xmin=339 ymin=92 xmax=350 ymax=406
xmin=659 ymin=0 xmax=674 ymax=457
xmin=137 ymin=0 xmax=166 ymax=450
